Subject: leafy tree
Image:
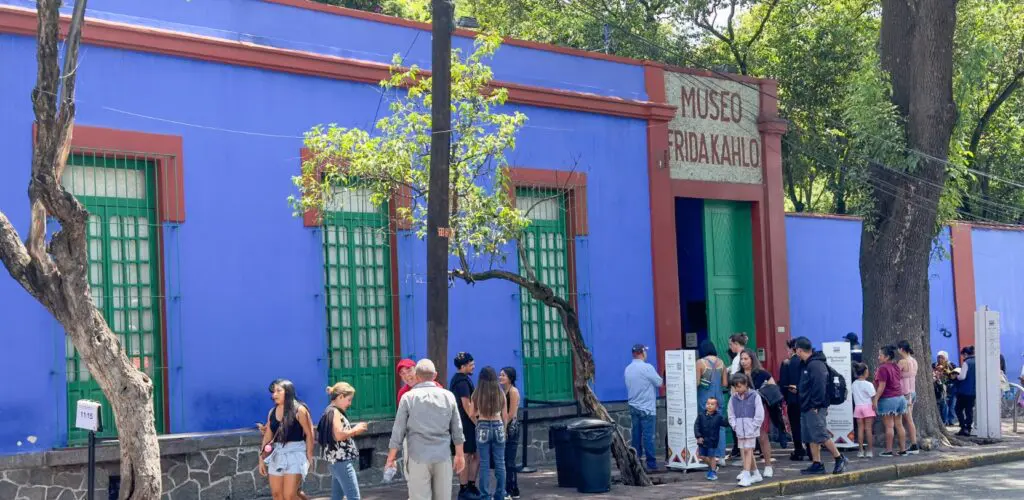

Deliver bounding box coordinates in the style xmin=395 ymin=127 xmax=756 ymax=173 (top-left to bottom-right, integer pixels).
xmin=0 ymin=0 xmax=164 ymax=498
xmin=842 ymin=0 xmax=961 ymax=445
xmin=677 ymin=0 xmax=782 ymax=75
xmin=291 ymin=34 xmax=653 ymax=486
xmin=952 ymin=0 xmax=1024 ymax=223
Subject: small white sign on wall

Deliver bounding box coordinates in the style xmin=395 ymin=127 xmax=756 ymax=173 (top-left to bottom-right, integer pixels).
xmin=75 ymin=400 xmax=102 ymax=432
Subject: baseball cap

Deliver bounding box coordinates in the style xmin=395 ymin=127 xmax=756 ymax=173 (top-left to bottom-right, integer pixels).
xmin=396 ymin=358 xmax=415 ymax=375
xmin=632 ymin=344 xmax=648 ymax=354
xmin=843 ymin=333 xmax=859 ymax=343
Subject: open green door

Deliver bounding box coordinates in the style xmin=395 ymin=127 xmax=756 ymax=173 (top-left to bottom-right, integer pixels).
xmin=702 ymin=200 xmax=757 ymax=358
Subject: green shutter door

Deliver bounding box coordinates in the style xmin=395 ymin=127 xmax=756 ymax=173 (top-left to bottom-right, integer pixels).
xmin=517 ymin=189 xmax=573 ymax=402
xmin=63 ymin=154 xmax=165 ymax=444
xmin=702 ymin=200 xmax=757 ymax=358
xmin=322 ymin=188 xmax=395 ymax=419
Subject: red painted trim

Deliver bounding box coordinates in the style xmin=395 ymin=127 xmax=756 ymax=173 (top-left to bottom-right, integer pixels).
xmin=505 ymin=167 xmax=588 ymax=236
xmin=68 ymin=126 xmax=186 ymax=223
xmin=299 ymin=148 xmax=413 ymax=229
xmin=264 ymin=0 xmax=645 ymax=66
xmin=653 ymin=61 xmax=769 ymax=85
xmin=0 ymin=5 xmax=673 ymax=122
xmin=505 ymin=167 xmax=588 ymax=390
xmin=45 ymin=124 xmax=184 ymax=434
xmin=643 ymin=63 xmax=681 ymax=376
xmin=296 ymin=149 xmax=406 ymax=384
xmin=756 ymin=80 xmax=789 ymax=376
xmin=671 ymin=179 xmax=764 ymax=201
xmin=951 ymin=223 xmax=977 ymax=350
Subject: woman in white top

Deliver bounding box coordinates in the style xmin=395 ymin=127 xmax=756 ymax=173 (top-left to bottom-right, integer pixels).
xmin=897 ymin=340 xmax=921 ymax=455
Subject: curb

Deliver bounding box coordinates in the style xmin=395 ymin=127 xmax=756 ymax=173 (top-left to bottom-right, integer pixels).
xmin=686 ymin=448 xmax=1024 ymax=499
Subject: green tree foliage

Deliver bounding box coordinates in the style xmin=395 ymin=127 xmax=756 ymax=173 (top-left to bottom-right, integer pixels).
xmin=290 ymin=33 xmax=653 ymax=486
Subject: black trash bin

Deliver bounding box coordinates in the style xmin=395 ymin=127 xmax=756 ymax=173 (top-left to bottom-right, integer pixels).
xmin=568 ymin=418 xmax=615 ymax=494
xmin=548 ymin=421 xmax=577 ymax=487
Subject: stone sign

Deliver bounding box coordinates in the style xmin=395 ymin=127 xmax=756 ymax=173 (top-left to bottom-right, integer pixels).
xmin=664 ymin=71 xmax=763 ymax=184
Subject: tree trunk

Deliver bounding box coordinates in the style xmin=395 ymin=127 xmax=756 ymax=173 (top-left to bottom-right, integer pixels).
xmin=861 ymin=0 xmax=962 ymax=448
xmin=450 ymin=267 xmax=652 ymax=486
xmin=0 ymin=1 xmax=163 ymax=497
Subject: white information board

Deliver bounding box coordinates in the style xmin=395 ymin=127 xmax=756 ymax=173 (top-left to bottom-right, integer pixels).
xmin=75 ymin=400 xmax=102 ymax=432
xmin=665 ymin=350 xmax=705 ymax=470
xmin=975 ymin=308 xmax=1002 ymax=439
xmin=821 ymin=342 xmax=856 ymax=448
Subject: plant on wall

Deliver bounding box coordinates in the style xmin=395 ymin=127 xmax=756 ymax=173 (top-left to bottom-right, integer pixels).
xmin=290 ymin=32 xmax=652 ymax=486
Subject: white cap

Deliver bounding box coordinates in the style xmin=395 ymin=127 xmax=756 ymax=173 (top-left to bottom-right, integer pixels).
xmin=937 ymin=350 xmax=949 ymax=359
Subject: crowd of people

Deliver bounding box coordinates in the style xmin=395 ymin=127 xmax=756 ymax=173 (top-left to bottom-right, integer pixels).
xmin=625 ymin=333 xmax=984 ymax=488
xmin=256 ymin=352 xmax=521 ymax=500
xmin=250 ymin=334 xmax=999 ymax=497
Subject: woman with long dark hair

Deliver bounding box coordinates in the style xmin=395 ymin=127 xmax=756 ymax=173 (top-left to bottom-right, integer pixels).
xmin=500 ymin=367 xmax=521 ymax=499
xmin=472 ymin=367 xmax=509 ymax=500
xmin=259 ymin=379 xmax=315 ymax=500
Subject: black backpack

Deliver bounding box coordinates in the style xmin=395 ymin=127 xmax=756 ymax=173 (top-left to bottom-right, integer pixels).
xmin=824 ymin=363 xmax=848 ymax=406
xmin=315 ymin=406 xmax=338 ymax=450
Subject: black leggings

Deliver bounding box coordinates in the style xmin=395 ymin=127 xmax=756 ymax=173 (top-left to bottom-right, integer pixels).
xmin=787 ymin=401 xmax=810 ymax=455
xmin=505 ymin=422 xmax=520 ymax=494
xmin=956 ymin=395 xmax=976 ymax=432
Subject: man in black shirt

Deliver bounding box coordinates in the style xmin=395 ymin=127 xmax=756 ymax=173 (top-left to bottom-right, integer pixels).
xmin=451 ymin=352 xmax=479 ymax=499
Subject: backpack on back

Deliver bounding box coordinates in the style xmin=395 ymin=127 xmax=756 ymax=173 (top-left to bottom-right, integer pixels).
xmin=315 ymin=406 xmax=337 ymax=450
xmin=824 ymin=363 xmax=848 ymax=406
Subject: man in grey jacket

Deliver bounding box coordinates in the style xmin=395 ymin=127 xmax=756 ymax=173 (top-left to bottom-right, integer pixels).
xmin=386 ymin=359 xmax=467 ymax=500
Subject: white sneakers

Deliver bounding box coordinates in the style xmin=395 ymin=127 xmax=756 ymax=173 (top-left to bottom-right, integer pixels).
xmin=857 ymin=450 xmax=864 ymax=458
xmin=751 ymin=470 xmax=764 ymax=483
xmin=865 ymin=451 xmax=873 ymax=458
xmin=737 ymin=471 xmax=752 ymax=487
xmin=857 ymin=450 xmax=874 ymax=458
xmin=764 ymin=466 xmax=774 ymax=478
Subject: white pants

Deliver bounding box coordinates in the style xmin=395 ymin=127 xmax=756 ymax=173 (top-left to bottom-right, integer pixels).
xmin=406 ymin=458 xmax=454 ymax=500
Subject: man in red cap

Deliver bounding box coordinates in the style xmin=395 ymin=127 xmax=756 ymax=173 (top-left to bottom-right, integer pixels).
xmin=397 ymin=358 xmax=442 ymax=403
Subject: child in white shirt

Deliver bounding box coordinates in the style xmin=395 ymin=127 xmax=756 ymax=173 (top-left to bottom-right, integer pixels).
xmin=851 ymin=362 xmax=877 ymax=458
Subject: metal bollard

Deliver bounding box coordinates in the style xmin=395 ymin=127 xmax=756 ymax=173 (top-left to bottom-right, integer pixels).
xmin=520 ymin=408 xmax=536 ymax=473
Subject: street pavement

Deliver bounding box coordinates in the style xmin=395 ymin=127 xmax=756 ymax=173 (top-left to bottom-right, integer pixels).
xmin=779 ymin=459 xmax=1024 ymax=499
xmin=319 ymin=421 xmax=1024 ymax=499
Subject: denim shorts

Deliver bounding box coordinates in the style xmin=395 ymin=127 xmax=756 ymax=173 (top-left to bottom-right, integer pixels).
xmin=877 ymin=396 xmax=908 ymax=416
xmin=905 ymin=392 xmax=917 ymax=405
xmin=265 ymin=441 xmax=309 ymax=478
xmin=698 ymin=445 xmax=722 ymax=458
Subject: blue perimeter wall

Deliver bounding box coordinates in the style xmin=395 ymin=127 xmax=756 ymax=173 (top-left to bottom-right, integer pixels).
xmin=786 ymin=215 xmax=959 ymax=360
xmin=973 ymin=228 xmax=1024 ymax=382
xmin=0 ymin=0 xmax=654 ymax=455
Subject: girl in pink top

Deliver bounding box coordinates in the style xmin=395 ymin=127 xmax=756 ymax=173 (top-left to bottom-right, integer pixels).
xmin=897 ymin=340 xmax=921 ymax=454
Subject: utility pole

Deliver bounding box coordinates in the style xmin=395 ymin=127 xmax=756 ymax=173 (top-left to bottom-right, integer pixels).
xmin=426 ymin=0 xmax=453 ymax=383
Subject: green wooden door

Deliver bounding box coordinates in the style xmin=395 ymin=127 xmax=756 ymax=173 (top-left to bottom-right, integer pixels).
xmin=322 ymin=186 xmax=396 ymax=419
xmin=702 ymin=200 xmax=756 ymax=358
xmin=63 ymin=154 xmax=165 ymax=444
xmin=517 ymin=188 xmax=573 ymax=402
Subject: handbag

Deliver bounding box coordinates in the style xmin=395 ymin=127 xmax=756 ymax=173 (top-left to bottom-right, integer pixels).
xmin=758 ymin=383 xmax=785 ymax=407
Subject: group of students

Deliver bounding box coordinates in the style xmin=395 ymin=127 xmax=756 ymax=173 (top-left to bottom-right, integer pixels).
xmin=254 ymin=352 xmax=523 ymax=500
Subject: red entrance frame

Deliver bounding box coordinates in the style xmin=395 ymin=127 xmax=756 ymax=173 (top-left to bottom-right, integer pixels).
xmin=49 ymin=124 xmax=185 ymax=434
xmin=643 ymin=63 xmax=791 ymax=377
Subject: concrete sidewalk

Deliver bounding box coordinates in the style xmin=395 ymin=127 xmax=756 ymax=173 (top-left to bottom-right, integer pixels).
xmin=323 ymin=421 xmax=1024 ymax=499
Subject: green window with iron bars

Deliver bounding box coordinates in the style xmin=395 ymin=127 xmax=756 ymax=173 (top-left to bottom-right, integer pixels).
xmin=61 ymin=153 xmax=166 ymax=444
xmin=516 ymin=187 xmax=573 ymax=402
xmin=321 ymin=186 xmax=396 ymax=419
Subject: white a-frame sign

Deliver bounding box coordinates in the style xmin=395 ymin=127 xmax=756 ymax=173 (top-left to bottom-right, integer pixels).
xmin=666 ymin=349 xmax=705 ymax=470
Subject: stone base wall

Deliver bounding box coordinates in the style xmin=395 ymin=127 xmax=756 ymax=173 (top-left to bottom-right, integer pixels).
xmin=0 ymin=401 xmax=663 ymax=500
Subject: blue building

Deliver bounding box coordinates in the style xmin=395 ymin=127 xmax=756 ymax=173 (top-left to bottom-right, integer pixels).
xmin=3 ymin=4 xmax=1024 ymax=498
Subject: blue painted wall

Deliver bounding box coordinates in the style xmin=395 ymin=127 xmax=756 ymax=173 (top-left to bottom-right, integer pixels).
xmin=0 ymin=0 xmax=646 ymax=101
xmin=0 ymin=3 xmax=654 ymax=453
xmin=972 ymin=228 xmax=1024 ymax=381
xmin=785 ymin=215 xmax=959 ymax=360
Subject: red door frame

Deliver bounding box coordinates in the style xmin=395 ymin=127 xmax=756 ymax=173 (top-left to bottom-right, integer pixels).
xmin=644 ymin=63 xmax=791 ymax=378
